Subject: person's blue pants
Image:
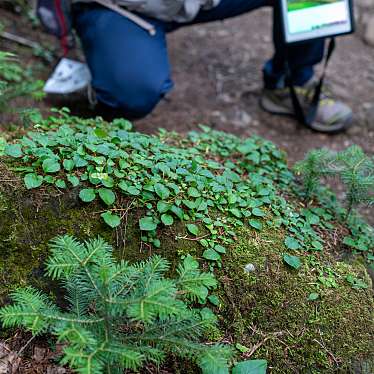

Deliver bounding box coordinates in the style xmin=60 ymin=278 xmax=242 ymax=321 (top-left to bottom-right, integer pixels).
xmin=73 ymin=0 xmax=325 ymax=119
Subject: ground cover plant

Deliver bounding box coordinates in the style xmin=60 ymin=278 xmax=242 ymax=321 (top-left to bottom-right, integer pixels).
xmin=2 ymin=108 xmax=373 ymax=266
xmin=0 ymin=50 xmax=44 ymax=112
xmin=0 ymin=109 xmax=373 ymax=372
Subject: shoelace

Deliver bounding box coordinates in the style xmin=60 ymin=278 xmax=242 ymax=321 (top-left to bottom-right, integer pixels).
xmin=295 ymin=84 xmax=334 ymax=107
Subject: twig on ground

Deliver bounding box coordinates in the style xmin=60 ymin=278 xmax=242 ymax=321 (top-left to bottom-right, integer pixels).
xmin=0 ymin=31 xmax=40 ymax=50
xmin=120 ymin=199 xmax=134 ymax=258
xmin=16 ymin=335 xmax=35 ymax=357
xmin=175 ymin=233 xmax=210 ymax=241
xmin=313 ymin=337 xmax=340 ymax=367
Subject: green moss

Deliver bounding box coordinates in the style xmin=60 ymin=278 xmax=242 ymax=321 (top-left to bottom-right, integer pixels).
xmin=0 ymin=189 xmax=115 ymax=302
xmin=219 ymin=227 xmax=374 ymax=372
xmin=1 ymin=185 xmax=373 ymax=373
xmin=203 ymin=324 xmax=225 ymax=341
xmin=0 ymin=187 xmax=203 ymax=303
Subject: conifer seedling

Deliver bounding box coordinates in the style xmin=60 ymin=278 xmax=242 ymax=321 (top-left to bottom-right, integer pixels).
xmin=333 ymin=145 xmax=374 ymax=220
xmin=0 ymin=235 xmax=232 ymax=374
xmin=293 ymin=148 xmax=334 ymax=200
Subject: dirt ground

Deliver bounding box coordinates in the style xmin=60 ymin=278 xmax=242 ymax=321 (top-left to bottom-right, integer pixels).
xmin=1 ymin=6 xmax=373 ymax=223
xmin=142 ymin=8 xmax=374 ymax=223
xmin=136 ymin=7 xmax=374 ymax=159
xmin=3 ymin=7 xmax=373 ymax=156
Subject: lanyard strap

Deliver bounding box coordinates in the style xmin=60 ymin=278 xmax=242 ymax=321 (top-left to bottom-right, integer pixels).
xmin=286 ymin=38 xmax=336 ymax=128
xmin=94 ymin=0 xmax=156 ymax=36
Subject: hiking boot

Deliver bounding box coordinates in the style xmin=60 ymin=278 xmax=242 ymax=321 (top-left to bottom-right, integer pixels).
xmin=260 ymin=80 xmax=353 ymax=133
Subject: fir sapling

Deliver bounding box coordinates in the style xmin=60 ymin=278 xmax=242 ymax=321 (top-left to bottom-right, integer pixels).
xmin=332 ymin=145 xmax=374 ymax=220
xmin=293 ymin=148 xmax=335 ymax=199
xmin=0 ymin=235 xmax=233 ymax=374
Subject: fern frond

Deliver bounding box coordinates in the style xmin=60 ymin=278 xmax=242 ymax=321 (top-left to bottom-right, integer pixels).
xmin=60 ymin=346 xmax=106 ymax=374
xmin=332 ymin=145 xmax=374 ymax=216
xmin=141 ymin=315 xmax=210 ymax=343
xmin=0 ymin=51 xmax=45 ymax=110
xmin=110 ymin=261 xmax=141 ymax=299
xmin=131 ymin=346 xmax=165 ymax=365
xmin=108 ymin=260 xmax=132 ymax=283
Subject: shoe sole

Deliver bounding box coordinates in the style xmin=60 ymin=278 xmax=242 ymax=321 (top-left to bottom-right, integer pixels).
xmin=260 ymin=95 xmax=353 ymax=134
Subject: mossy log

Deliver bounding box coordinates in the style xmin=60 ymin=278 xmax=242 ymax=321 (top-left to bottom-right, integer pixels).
xmin=0 ymin=117 xmax=373 ymax=373
xmin=0 ymin=167 xmax=373 ymax=373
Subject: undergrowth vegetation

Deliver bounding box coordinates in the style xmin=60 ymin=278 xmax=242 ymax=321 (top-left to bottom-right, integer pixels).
xmin=0 ymin=48 xmax=373 ymax=373
xmin=0 ymin=51 xmax=44 ymax=112
xmin=0 ymin=235 xmax=234 ymax=373
xmin=1 ymin=108 xmax=373 ymax=270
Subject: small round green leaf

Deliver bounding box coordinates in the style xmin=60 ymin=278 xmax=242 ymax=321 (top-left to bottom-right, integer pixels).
xmin=308 ymin=292 xmax=319 ymax=301
xmin=214 ymin=244 xmax=226 ymax=254
xmin=101 ymin=211 xmax=121 ymax=228
xmin=235 ymin=343 xmax=250 ymax=353
xmin=42 ymin=158 xmax=61 ymax=173
xmin=44 ymin=175 xmax=55 ymax=184
xmin=139 ymin=216 xmax=158 ymax=231
xmin=79 ymin=188 xmax=96 ymax=203
xmin=67 ymin=174 xmax=80 ymax=187
xmin=232 ymin=359 xmax=267 ymax=374
xmin=127 ymin=186 xmax=140 ymax=196
xmin=94 ymin=128 xmax=108 ymax=138
xmin=283 ymin=254 xmax=301 ymax=270
xmin=171 ymin=205 xmax=184 ymax=220
xmin=249 ymin=219 xmax=262 ymax=230
xmin=102 ymin=176 xmax=114 ymax=188
xmin=63 ymin=159 xmax=75 ymax=171
xmin=342 ymin=236 xmax=356 ymax=247
xmin=203 ymin=248 xmax=221 ymax=261
xmin=161 ymin=214 xmax=174 ymax=226
xmin=187 ymin=223 xmax=199 ymax=236
xmin=98 ymin=188 xmax=116 ymax=206
xmin=284 ymin=236 xmax=301 ymax=250
xmin=55 ymin=179 xmax=66 ymax=189
xmin=258 ymin=188 xmax=270 ymax=196
xmin=252 ymin=208 xmax=265 ymax=217
xmin=5 ymin=144 xmax=23 ymax=158
xmin=208 ymin=295 xmax=220 ymax=306
xmin=230 ymin=208 xmax=242 ymax=218
xmin=157 ymin=201 xmax=171 ymax=213
xmin=153 ymin=238 xmax=161 ymax=248
xmin=188 ymin=187 xmax=200 ymax=197
xmin=24 ymin=173 xmax=43 ymax=189
xmin=154 ymin=183 xmax=170 ymax=199
xmin=0 ymin=137 xmax=7 ymax=156
xmin=311 ymin=240 xmax=323 ymax=251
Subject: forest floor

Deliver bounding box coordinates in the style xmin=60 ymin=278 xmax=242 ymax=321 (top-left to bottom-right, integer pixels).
xmin=1 ymin=5 xmax=374 ymax=223
xmin=1 ymin=6 xmax=374 ymax=373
